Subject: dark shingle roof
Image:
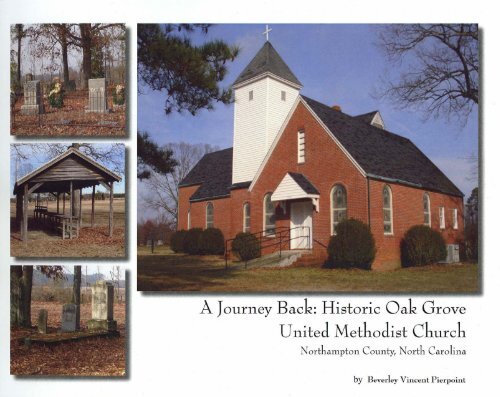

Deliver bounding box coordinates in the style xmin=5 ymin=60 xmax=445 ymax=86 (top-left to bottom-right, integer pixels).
xmin=179 ymin=148 xmax=234 ymax=202
xmin=233 ymin=41 xmax=302 ymax=87
xmin=288 ymin=172 xmax=319 ymax=195
xmin=302 ymin=96 xmax=463 ymax=197
xmin=354 ymin=110 xmax=379 ymax=125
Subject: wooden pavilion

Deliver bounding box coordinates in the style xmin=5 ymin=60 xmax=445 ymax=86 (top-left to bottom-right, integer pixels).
xmin=13 ymin=147 xmax=122 ymax=242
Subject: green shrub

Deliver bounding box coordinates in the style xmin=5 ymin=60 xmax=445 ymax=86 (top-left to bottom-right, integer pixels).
xmin=325 ymin=219 xmax=375 ymax=270
xmin=231 ymin=232 xmax=261 ymax=262
xmin=401 ymin=225 xmax=447 ymax=267
xmin=199 ymin=228 xmax=225 ymax=255
xmin=184 ymin=228 xmax=204 ymax=255
xmin=170 ymin=230 xmax=188 ymax=253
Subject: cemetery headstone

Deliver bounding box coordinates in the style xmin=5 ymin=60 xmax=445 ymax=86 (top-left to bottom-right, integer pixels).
xmin=61 ymin=303 xmax=78 ymax=332
xmin=21 ymin=80 xmax=45 ymax=115
xmin=87 ymin=280 xmax=117 ymax=331
xmin=86 ymin=78 xmax=109 ymax=113
xmin=67 ymin=80 xmax=76 ymax=91
xmin=25 ymin=73 xmax=33 ymax=83
xmin=37 ymin=309 xmax=48 ymax=334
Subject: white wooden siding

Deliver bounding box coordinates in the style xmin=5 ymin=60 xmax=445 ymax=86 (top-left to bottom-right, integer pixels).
xmin=271 ymin=174 xmax=318 ymax=202
xmin=232 ymin=76 xmax=299 ymax=184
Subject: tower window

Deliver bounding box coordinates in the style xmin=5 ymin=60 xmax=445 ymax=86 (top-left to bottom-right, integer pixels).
xmin=249 ymin=90 xmax=253 ymax=101
xmin=281 ymin=90 xmax=286 ymax=101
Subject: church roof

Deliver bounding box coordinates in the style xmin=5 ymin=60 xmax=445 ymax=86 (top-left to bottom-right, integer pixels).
xmin=179 ymin=148 xmax=233 ymax=202
xmin=353 ymin=110 xmax=379 ymax=124
xmin=301 ymin=96 xmax=463 ymax=197
xmin=288 ymin=172 xmax=320 ymax=195
xmin=233 ymin=41 xmax=302 ymax=87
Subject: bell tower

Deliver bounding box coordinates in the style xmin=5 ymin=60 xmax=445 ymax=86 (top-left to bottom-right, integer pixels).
xmin=231 ymin=39 xmax=302 ymax=185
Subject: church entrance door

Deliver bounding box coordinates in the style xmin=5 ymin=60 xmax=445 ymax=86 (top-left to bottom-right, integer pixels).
xmin=290 ymin=201 xmax=313 ymax=249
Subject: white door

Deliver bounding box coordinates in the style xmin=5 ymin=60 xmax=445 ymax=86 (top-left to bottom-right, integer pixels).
xmin=290 ymin=201 xmax=313 ymax=249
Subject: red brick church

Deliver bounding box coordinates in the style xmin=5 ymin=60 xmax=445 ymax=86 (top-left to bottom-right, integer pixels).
xmin=178 ymin=40 xmax=464 ymax=270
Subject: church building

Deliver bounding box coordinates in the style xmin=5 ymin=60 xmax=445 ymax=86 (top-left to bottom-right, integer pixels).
xmin=178 ymin=39 xmax=464 ymax=270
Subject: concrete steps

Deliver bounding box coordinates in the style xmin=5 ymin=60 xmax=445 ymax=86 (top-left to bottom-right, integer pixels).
xmin=232 ymin=250 xmax=310 ymax=269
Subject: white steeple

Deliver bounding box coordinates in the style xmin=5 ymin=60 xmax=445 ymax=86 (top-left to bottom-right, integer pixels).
xmin=231 ymin=40 xmax=302 ymax=185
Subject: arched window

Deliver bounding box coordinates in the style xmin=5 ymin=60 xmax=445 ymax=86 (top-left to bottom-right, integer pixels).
xmin=331 ymin=184 xmax=347 ymax=234
xmin=243 ymin=203 xmax=251 ymax=233
xmin=423 ymin=193 xmax=431 ymax=226
xmin=187 ymin=208 xmax=191 ymax=230
xmin=263 ymin=193 xmax=276 ymax=236
xmin=383 ymin=185 xmax=393 ymax=234
xmin=206 ymin=202 xmax=214 ymax=229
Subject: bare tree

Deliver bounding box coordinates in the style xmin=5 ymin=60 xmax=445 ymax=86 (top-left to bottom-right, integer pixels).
xmin=141 ymin=142 xmax=218 ymax=224
xmin=376 ymin=24 xmax=478 ymax=125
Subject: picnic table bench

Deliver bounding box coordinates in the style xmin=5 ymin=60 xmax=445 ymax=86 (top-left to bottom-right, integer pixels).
xmin=33 ymin=208 xmax=80 ymax=239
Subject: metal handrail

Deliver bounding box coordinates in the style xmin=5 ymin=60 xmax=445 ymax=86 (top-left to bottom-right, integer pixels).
xmin=224 ymin=226 xmax=311 ymax=269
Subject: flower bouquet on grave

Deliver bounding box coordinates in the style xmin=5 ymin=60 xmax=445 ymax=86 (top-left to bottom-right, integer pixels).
xmin=113 ymin=84 xmax=125 ymax=105
xmin=48 ymin=82 xmax=64 ymax=108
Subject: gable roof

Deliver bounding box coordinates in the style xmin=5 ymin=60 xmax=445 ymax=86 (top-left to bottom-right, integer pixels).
xmin=288 ymin=172 xmax=320 ymax=195
xmin=271 ymin=172 xmax=320 ymax=203
xmin=354 ymin=110 xmax=379 ymax=124
xmin=179 ymin=148 xmax=233 ymax=202
xmin=14 ymin=148 xmax=122 ymax=194
xmin=301 ymin=96 xmax=463 ymax=197
xmin=233 ymin=41 xmax=302 ymax=87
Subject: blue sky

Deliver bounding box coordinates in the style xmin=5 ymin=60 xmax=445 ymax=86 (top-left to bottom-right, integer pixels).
xmin=10 ymin=143 xmax=126 ymax=196
xmin=138 ymin=24 xmax=478 ymax=200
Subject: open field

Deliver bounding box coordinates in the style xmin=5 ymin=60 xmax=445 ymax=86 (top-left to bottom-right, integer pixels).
xmin=11 ymin=198 xmax=126 ymax=258
xmin=11 ymin=301 xmax=126 ymax=376
xmin=137 ymin=247 xmax=479 ymax=293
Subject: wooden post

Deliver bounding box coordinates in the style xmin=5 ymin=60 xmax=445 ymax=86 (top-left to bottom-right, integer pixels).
xmin=63 ymin=192 xmax=66 ymax=215
xmin=91 ymin=185 xmax=95 ymax=227
xmin=23 ymin=184 xmax=28 ymax=242
xmin=70 ymin=181 xmax=73 ymax=239
xmin=57 ymin=193 xmax=60 ymax=214
xmin=109 ymin=182 xmax=113 ymax=237
xmin=79 ymin=189 xmax=82 ymax=235
xmin=16 ymin=193 xmax=22 ymax=229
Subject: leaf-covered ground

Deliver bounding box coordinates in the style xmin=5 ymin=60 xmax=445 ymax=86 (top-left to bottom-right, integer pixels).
xmin=10 ymin=199 xmax=126 ymax=258
xmin=11 ymin=92 xmax=126 ymax=136
xmin=11 ymin=302 xmax=127 ymax=377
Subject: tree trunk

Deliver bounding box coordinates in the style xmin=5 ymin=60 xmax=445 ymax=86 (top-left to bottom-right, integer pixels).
xmin=73 ymin=266 xmax=81 ymax=330
xmin=21 ymin=266 xmax=33 ymax=328
xmin=61 ymin=28 xmax=70 ymax=88
xmin=10 ymin=266 xmax=23 ymax=326
xmin=16 ymin=24 xmax=22 ymax=86
xmin=79 ymin=24 xmax=92 ymax=89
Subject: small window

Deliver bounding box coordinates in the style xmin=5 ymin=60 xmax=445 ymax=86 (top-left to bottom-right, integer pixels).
xmin=297 ymin=130 xmax=305 ymax=163
xmin=439 ymin=207 xmax=445 ymax=229
xmin=263 ymin=193 xmax=276 ymax=236
xmin=331 ymin=185 xmax=347 ymax=234
xmin=423 ymin=193 xmax=431 ymax=226
xmin=243 ymin=203 xmax=251 ymax=233
xmin=281 ymin=90 xmax=286 ymax=101
xmin=249 ymin=90 xmax=253 ymax=101
xmin=383 ymin=185 xmax=393 ymax=235
xmin=206 ymin=203 xmax=214 ymax=228
xmin=452 ymin=208 xmax=458 ymax=230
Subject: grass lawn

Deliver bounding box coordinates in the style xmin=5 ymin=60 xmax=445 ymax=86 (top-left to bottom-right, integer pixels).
xmin=137 ymin=246 xmax=479 ymax=293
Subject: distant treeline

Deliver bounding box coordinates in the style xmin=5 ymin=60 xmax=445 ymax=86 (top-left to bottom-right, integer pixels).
xmin=10 ymin=193 xmax=125 ymax=203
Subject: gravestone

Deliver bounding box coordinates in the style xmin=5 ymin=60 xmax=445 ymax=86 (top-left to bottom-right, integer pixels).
xmin=61 ymin=303 xmax=78 ymax=332
xmin=66 ymin=80 xmax=76 ymax=91
xmin=25 ymin=73 xmax=33 ymax=83
xmin=87 ymin=280 xmax=117 ymax=331
xmin=38 ymin=309 xmax=48 ymax=334
xmin=86 ymin=78 xmax=109 ymax=113
xmin=21 ymin=80 xmax=45 ymax=115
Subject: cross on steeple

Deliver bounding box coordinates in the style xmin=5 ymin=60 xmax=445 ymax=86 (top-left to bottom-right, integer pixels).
xmin=263 ymin=25 xmax=272 ymax=41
